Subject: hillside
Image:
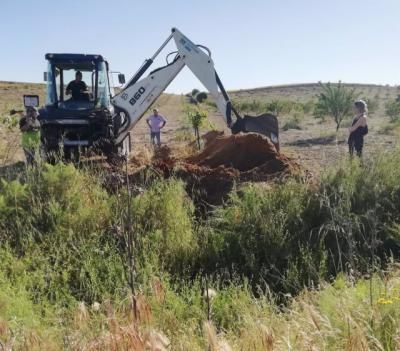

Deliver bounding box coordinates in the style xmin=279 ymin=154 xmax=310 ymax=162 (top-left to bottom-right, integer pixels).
xmin=1 ymin=81 xmax=398 ymax=169
xmin=230 ymin=82 xmax=398 ymax=101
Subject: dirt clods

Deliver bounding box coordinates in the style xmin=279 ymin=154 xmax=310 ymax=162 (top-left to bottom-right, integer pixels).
xmin=126 ymin=132 xmax=302 ymax=206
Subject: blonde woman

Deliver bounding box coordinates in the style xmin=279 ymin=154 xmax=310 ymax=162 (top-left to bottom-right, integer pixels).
xmin=348 ymin=100 xmax=368 ymax=157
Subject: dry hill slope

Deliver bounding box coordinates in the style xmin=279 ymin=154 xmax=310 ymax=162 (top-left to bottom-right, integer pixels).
xmin=0 ymin=81 xmax=398 ymax=169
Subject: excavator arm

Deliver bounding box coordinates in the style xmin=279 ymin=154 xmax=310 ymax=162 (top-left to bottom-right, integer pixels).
xmin=111 ymin=28 xmax=279 ymax=149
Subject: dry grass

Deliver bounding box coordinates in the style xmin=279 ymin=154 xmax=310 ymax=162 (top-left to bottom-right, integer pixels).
xmin=27 ymin=270 xmax=394 ymax=350
xmin=1 ymin=81 xmax=400 ymax=350
xmin=1 ymin=80 xmax=398 ymax=169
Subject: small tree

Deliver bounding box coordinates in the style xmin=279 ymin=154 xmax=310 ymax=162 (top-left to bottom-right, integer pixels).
xmin=185 ymin=105 xmax=208 ymax=149
xmin=314 ymin=82 xmax=358 ymax=131
xmin=385 ymin=100 xmax=400 ymax=122
xmin=191 ymin=88 xmax=200 ymax=97
xmin=196 ymin=92 xmax=208 ymax=103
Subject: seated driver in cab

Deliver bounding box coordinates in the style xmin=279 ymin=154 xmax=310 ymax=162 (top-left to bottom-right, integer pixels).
xmin=66 ymin=71 xmax=89 ymax=100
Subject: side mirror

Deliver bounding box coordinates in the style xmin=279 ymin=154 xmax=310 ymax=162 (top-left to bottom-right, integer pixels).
xmin=43 ymin=72 xmax=48 ymax=81
xmin=118 ymin=74 xmax=126 ymax=85
xmin=24 ymin=95 xmax=39 ymax=107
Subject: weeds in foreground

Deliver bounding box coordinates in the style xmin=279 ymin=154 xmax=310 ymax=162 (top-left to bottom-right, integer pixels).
xmin=1 ymin=151 xmax=400 ymax=348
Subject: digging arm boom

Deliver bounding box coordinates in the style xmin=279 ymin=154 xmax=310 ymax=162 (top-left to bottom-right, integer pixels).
xmin=111 ymin=28 xmax=238 ymax=145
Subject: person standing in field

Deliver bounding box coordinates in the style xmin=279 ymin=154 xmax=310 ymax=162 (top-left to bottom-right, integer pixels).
xmin=348 ymin=100 xmax=368 ymax=157
xmin=146 ymin=108 xmax=166 ymax=146
xmin=19 ymin=106 xmax=41 ymax=165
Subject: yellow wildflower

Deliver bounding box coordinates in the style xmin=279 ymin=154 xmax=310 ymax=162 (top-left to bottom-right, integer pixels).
xmin=377 ymin=297 xmax=394 ymax=305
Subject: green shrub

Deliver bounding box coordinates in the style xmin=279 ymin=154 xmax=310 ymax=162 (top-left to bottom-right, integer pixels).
xmin=265 ymin=100 xmax=289 ymax=116
xmin=130 ymin=179 xmax=198 ymax=274
xmin=203 ymin=182 xmax=320 ymax=293
xmin=0 ymin=164 xmax=112 ymax=249
xmin=0 ymin=164 xmax=125 ymax=304
xmin=314 ymin=82 xmax=358 ymax=130
xmin=196 ymin=92 xmax=208 ymax=103
xmin=317 ymin=155 xmax=400 ymax=271
xmin=385 ymin=100 xmax=400 ymax=122
xmin=0 ymin=256 xmax=62 ymax=348
xmin=199 ymin=151 xmax=400 ymax=294
xmin=3 ymin=147 xmax=400 ymax=348
xmin=191 ymin=89 xmax=200 ymax=97
xmin=232 ymin=99 xmax=314 ymax=118
xmin=233 ymin=99 xmax=264 ymax=114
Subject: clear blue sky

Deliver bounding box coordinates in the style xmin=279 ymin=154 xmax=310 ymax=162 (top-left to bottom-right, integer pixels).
xmin=0 ymin=0 xmax=399 ymax=93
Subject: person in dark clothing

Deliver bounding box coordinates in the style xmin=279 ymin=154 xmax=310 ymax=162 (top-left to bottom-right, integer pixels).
xmin=348 ymin=100 xmax=368 ymax=157
xmin=66 ymin=71 xmax=89 ymax=100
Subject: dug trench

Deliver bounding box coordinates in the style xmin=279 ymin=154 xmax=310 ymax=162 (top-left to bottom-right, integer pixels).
xmin=117 ymin=132 xmax=306 ymax=212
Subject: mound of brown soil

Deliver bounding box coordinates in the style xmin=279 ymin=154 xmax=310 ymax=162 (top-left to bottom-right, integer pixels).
xmin=186 ymin=133 xmax=285 ymax=172
xmin=125 ymin=132 xmax=302 ymax=206
xmin=181 ymin=133 xmax=301 ymax=204
xmin=201 ymin=130 xmax=225 ymax=147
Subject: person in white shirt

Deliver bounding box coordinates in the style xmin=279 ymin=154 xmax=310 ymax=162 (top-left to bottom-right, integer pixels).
xmin=146 ymin=108 xmax=166 ymax=146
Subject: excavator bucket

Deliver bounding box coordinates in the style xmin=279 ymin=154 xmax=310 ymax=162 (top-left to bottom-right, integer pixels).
xmin=231 ymin=113 xmax=280 ymax=152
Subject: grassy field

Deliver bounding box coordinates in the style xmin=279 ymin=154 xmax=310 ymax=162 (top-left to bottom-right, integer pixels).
xmin=0 ymin=153 xmax=400 ymax=349
xmin=2 ymin=81 xmax=400 ymax=349
xmin=1 ymin=80 xmax=399 ymax=169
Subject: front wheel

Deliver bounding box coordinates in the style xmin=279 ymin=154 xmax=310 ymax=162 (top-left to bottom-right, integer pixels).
xmin=64 ymin=146 xmax=80 ymax=163
xmin=41 ymin=145 xmax=61 ymax=164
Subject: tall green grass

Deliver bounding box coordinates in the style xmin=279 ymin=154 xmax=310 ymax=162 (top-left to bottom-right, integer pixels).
xmin=1 ymin=151 xmax=400 ymax=348
xmin=200 ymin=152 xmax=400 ymax=295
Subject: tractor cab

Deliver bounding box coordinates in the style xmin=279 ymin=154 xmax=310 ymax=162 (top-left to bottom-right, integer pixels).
xmin=39 ymin=53 xmax=126 ymax=161
xmin=44 ymin=53 xmax=114 ymax=111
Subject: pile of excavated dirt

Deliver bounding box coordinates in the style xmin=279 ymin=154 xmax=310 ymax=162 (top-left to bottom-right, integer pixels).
xmin=186 ymin=133 xmax=293 ymax=175
xmin=126 ymin=132 xmax=303 ymax=206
